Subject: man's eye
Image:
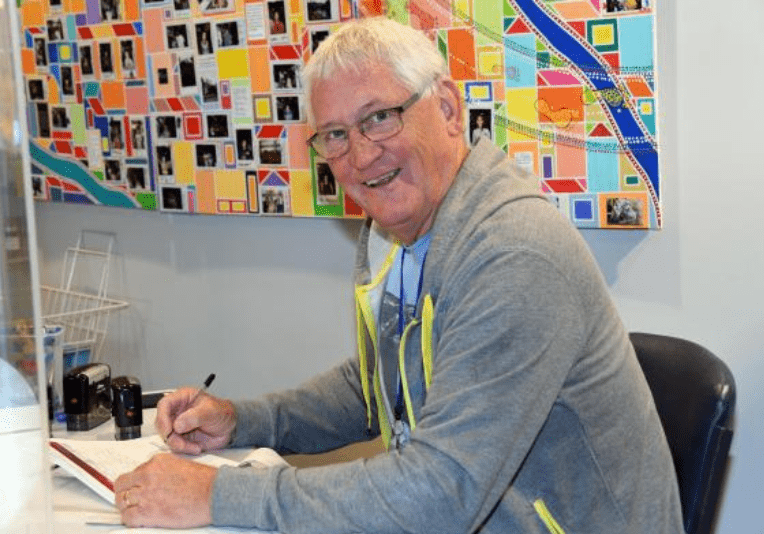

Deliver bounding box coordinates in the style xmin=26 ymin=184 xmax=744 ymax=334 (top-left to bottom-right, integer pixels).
xmin=323 ymin=129 xmax=347 ymax=141
xmin=367 ymin=109 xmax=394 ymax=124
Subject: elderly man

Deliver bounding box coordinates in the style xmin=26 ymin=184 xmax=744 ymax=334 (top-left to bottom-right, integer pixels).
xmin=115 ymin=17 xmax=683 ymax=533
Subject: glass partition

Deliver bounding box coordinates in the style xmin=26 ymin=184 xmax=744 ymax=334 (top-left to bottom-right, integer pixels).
xmin=0 ymin=0 xmax=54 ymax=531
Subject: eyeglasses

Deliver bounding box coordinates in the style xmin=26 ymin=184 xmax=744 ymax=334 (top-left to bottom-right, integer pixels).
xmin=307 ymin=92 xmax=421 ymax=159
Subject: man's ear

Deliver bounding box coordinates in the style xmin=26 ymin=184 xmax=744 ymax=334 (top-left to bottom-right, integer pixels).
xmin=436 ymin=77 xmax=465 ymax=137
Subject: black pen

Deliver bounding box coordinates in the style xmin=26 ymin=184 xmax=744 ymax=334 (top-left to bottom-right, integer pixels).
xmin=166 ymin=373 xmax=216 ymax=442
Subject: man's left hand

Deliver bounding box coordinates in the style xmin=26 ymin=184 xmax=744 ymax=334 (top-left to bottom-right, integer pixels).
xmin=114 ymin=453 xmax=217 ymax=528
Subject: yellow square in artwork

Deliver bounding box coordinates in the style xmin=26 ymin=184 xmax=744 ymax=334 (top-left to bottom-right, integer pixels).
xmin=58 ymin=44 xmax=72 ymax=61
xmin=255 ymin=98 xmax=272 ymax=119
xmin=592 ymin=25 xmax=615 ymax=46
xmin=217 ymin=49 xmax=249 ymax=79
xmin=478 ymin=51 xmax=502 ymax=79
xmin=469 ymin=85 xmax=490 ymax=101
xmin=640 ymin=101 xmax=653 ymax=115
xmin=173 ymin=142 xmax=194 ymax=185
xmin=214 ymin=169 xmax=246 ymax=199
xmin=217 ymin=199 xmax=231 ymax=213
xmin=290 ymin=169 xmax=314 ymax=217
xmin=505 ymin=88 xmax=539 ymax=142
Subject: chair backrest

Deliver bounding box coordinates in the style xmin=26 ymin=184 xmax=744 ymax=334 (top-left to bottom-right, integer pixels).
xmin=629 ymin=333 xmax=736 ymax=534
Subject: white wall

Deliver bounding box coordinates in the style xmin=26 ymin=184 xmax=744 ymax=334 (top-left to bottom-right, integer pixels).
xmin=35 ymin=207 xmax=363 ymax=399
xmin=33 ymin=0 xmax=764 ymax=531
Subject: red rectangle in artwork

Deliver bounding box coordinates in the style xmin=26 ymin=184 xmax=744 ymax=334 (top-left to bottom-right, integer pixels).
xmin=257 ymin=125 xmax=283 ymax=138
xmin=78 ymin=27 xmax=94 ymax=39
xmin=124 ymin=116 xmax=133 ymax=155
xmin=544 ymin=179 xmax=585 ymax=193
xmin=221 ymin=94 xmax=231 ymax=109
xmin=603 ymin=53 xmax=620 ymax=72
xmin=112 ymin=23 xmax=136 ymax=36
xmin=62 ymin=181 xmax=83 ymax=192
xmin=269 ymin=44 xmax=301 ymax=61
xmin=74 ymin=146 xmax=87 ymax=158
xmin=54 ymin=141 xmax=73 ymax=154
xmin=183 ymin=112 xmax=203 ymax=139
xmin=52 ymin=130 xmax=73 ymax=140
xmin=167 ymin=98 xmax=183 ymax=111
xmin=87 ymin=97 xmax=105 ymax=116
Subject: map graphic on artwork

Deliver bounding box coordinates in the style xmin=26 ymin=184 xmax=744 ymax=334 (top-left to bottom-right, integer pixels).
xmin=19 ymin=0 xmax=660 ymax=229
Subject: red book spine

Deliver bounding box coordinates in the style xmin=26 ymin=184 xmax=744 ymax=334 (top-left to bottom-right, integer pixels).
xmin=49 ymin=441 xmax=114 ymax=493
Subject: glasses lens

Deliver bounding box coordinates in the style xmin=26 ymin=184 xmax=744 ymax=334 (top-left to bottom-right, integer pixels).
xmin=362 ymin=111 xmax=403 ymax=141
xmin=311 ymin=134 xmax=347 ymax=159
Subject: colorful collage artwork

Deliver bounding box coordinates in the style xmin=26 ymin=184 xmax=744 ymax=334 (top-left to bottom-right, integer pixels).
xmin=19 ymin=0 xmax=661 ymax=228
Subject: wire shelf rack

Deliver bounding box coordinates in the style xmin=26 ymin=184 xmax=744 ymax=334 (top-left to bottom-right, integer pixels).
xmin=41 ymin=231 xmax=128 ymax=362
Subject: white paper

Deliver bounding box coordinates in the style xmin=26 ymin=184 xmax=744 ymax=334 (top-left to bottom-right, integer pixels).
xmin=87 ymin=128 xmax=104 ymax=168
xmin=230 ymin=81 xmax=254 ymax=124
xmin=245 ymin=2 xmax=266 ymax=41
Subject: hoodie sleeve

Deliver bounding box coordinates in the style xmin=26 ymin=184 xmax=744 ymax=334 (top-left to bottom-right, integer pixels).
xmin=227 ymin=356 xmax=376 ymax=454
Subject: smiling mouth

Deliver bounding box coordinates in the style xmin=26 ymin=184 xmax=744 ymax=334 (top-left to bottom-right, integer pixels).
xmin=363 ymin=169 xmax=400 ymax=188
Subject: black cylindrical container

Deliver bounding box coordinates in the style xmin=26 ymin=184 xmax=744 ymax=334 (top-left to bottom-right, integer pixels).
xmin=111 ymin=376 xmax=143 ymax=440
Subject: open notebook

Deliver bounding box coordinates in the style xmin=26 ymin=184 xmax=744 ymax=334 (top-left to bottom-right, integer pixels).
xmin=49 ymin=434 xmax=288 ymax=506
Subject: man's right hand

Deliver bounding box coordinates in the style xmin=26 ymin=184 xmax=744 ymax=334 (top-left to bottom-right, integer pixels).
xmin=154 ymin=388 xmax=237 ymax=455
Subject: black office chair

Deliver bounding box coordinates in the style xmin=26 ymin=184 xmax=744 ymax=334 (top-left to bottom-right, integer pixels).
xmin=629 ymin=332 xmax=736 ymax=534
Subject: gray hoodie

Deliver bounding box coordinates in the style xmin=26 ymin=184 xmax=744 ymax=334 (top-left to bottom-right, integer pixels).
xmin=212 ymin=138 xmax=683 ymax=534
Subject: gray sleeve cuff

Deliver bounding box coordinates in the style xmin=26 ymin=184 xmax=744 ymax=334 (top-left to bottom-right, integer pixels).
xmin=228 ymin=400 xmax=276 ymax=448
xmin=211 ymin=465 xmax=280 ymax=529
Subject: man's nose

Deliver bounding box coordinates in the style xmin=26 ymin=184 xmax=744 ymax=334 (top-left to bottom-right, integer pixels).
xmin=347 ymin=128 xmax=383 ymax=170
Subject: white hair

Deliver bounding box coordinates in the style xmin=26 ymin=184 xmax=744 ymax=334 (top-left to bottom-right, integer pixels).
xmin=302 ymin=17 xmax=448 ymax=127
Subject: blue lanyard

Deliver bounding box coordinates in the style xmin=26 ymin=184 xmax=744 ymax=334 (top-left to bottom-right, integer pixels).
xmin=395 ymin=247 xmax=427 ymax=420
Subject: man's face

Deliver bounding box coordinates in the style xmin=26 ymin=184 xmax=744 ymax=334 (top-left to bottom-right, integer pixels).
xmin=310 ymin=63 xmax=464 ymax=244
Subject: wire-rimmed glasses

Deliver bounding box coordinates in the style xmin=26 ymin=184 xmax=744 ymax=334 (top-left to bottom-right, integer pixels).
xmin=307 ymin=92 xmax=421 ymax=159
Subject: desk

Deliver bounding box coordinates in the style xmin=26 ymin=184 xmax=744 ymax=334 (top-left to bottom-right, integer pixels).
xmin=49 ymin=408 xmax=380 ymax=533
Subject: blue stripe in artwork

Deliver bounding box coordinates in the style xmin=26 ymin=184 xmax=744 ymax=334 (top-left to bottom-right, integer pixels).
xmin=512 ymin=0 xmax=659 ymax=198
xmin=29 ymin=140 xmax=139 ymax=208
